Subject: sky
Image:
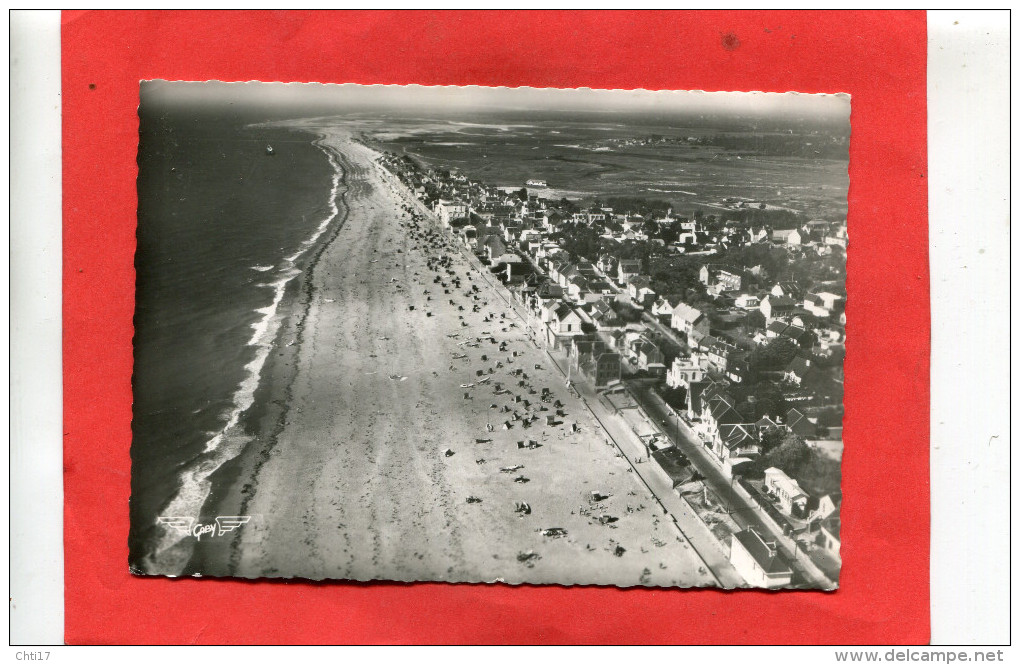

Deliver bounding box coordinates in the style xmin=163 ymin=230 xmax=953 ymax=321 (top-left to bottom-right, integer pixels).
xmin=141 ymin=80 xmax=850 ymax=124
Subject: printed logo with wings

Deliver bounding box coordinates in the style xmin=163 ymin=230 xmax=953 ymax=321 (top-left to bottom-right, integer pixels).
xmin=158 ymin=515 xmax=252 ymax=541
xmin=214 ymin=516 xmax=251 ymax=536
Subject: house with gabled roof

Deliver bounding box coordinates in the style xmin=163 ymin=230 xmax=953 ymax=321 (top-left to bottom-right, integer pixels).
xmin=809 ymin=492 xmax=841 ymax=522
xmin=810 ymin=290 xmax=845 ymax=317
xmin=772 ymin=228 xmax=802 ymax=245
xmin=626 ymin=335 xmax=666 ymax=375
xmin=503 ymin=261 xmax=530 ymax=286
xmin=571 ymin=337 xmax=622 ymax=388
xmin=482 ymin=236 xmax=521 ymax=267
xmin=725 ymin=356 xmax=751 ymax=384
xmin=542 ymin=303 xmax=585 ymax=350
xmin=685 ymin=379 xmax=714 ymax=420
xmin=596 ymin=254 xmax=616 ymax=276
xmin=699 ymin=335 xmax=739 ymax=373
xmin=616 ymin=259 xmax=643 ymax=285
xmin=766 ymin=320 xmax=814 ymax=348
xmin=546 ymin=257 xmax=572 ymax=284
xmin=532 ymin=280 xmax=563 ymax=304
xmin=760 ymin=294 xmax=797 ymax=323
xmin=564 ymin=273 xmax=590 ymax=302
xmin=587 ymin=299 xmax=621 ymax=331
xmin=756 ymin=415 xmax=782 ymax=437
xmin=700 ymin=265 xmax=743 ymax=296
xmin=734 ymin=292 xmax=762 ymax=310
xmin=803 ymin=293 xmax=833 ymax=318
xmin=671 ymin=302 xmax=710 ymax=345
xmin=770 ymin=282 xmax=803 ymax=300
xmin=627 ymin=276 xmax=656 ymax=306
xmin=748 ymin=226 xmax=770 ymax=243
xmin=783 ymin=355 xmax=813 ymax=385
xmin=785 ymin=407 xmax=817 ymax=438
xmin=585 ymin=277 xmax=616 ymax=299
xmin=480 ymin=233 xmax=505 ymax=256
xmin=651 ymin=294 xmax=684 ymax=321
xmin=558 ymin=261 xmax=597 ymax=289
xmin=817 ymin=515 xmax=841 ymax=560
xmin=721 ymin=421 xmax=762 ymax=457
xmin=730 ymin=528 xmax=793 ymax=588
xmin=695 ymin=386 xmax=750 ymax=450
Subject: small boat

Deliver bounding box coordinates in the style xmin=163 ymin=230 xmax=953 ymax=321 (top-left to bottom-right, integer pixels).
xmin=265 ymin=145 xmax=275 ymax=155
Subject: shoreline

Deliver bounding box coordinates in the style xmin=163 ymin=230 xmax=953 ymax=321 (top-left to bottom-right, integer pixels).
xmin=189 ymin=138 xmax=352 ymax=575
xmin=183 ymin=127 xmax=713 ymax=586
xmin=185 ymin=135 xmax=353 ymax=577
xmin=137 ymin=132 xmax=350 ymax=577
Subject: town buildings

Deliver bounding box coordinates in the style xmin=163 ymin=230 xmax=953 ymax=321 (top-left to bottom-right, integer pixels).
xmin=379 ymin=151 xmax=845 ymax=585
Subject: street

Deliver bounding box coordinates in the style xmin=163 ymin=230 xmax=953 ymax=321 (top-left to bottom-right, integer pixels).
xmin=628 ymin=381 xmax=836 ymax=589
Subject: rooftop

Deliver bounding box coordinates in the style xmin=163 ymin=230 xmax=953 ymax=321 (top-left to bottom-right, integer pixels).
xmin=733 ymin=529 xmax=792 ymax=575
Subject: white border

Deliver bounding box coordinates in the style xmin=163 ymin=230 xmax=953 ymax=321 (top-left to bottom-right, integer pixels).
xmin=9 ymin=10 xmax=65 ymax=646
xmin=928 ymin=10 xmax=1011 ymax=645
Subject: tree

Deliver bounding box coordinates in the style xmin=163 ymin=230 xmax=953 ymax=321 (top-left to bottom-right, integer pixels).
xmin=751 ymin=432 xmax=811 ymax=477
xmin=752 ymin=381 xmax=787 ymax=419
xmin=649 ymin=263 xmax=701 ymax=299
xmin=766 ymin=435 xmax=812 ymax=471
xmin=744 ymin=310 xmax=766 ymax=331
xmin=659 ymin=224 xmax=679 ymax=246
xmin=759 ymin=427 xmax=790 ymax=455
xmin=658 ymin=385 xmax=688 ymax=411
xmin=516 ymin=187 xmax=528 ymax=202
xmin=746 ymin=337 xmax=800 ymax=373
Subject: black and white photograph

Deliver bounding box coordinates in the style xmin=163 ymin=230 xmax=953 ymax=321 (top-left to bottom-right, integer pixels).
xmin=130 ymin=82 xmax=848 ymax=589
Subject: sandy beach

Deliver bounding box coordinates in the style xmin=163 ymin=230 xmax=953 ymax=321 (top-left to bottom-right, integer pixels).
xmin=197 ymin=128 xmax=709 ymax=586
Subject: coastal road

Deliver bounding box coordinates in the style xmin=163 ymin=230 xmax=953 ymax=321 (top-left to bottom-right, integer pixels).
xmin=628 ymin=381 xmax=836 ymax=589
xmin=543 ymin=351 xmax=746 ymax=588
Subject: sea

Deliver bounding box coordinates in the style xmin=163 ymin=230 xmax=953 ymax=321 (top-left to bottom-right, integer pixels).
xmin=130 ymin=106 xmax=341 ymax=574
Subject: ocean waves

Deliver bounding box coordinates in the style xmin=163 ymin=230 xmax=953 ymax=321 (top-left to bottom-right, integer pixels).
xmin=140 ymin=138 xmax=346 ymax=576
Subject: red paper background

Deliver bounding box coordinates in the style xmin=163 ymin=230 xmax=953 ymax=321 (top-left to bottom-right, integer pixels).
xmin=62 ymin=10 xmax=929 ymax=644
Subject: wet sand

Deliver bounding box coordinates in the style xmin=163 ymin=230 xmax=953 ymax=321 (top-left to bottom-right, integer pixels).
xmin=198 ymin=128 xmax=709 ymax=586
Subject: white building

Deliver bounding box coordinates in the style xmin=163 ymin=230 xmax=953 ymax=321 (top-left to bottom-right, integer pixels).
xmin=666 ymin=352 xmax=708 ymax=389
xmin=734 ymin=293 xmax=761 ymax=310
xmin=436 ymin=200 xmax=469 ymax=227
xmin=764 ymin=467 xmax=808 ymax=516
xmin=772 ymin=228 xmax=802 ymax=245
xmin=670 ymin=302 xmax=709 ymax=343
xmin=730 ymin=528 xmax=793 ymax=589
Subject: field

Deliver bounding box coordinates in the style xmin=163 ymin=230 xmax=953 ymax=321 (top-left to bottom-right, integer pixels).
xmin=346 ymin=110 xmax=850 ymax=220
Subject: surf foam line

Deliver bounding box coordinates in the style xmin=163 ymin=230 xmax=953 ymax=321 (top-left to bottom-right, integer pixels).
xmin=140 ymin=137 xmax=347 ymax=576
